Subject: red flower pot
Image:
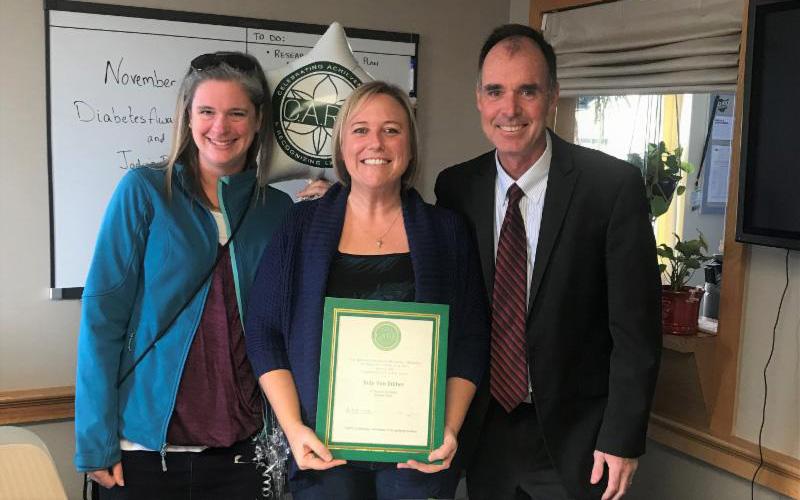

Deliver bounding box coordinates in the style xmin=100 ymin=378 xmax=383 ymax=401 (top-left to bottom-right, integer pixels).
xmin=661 ymin=286 xmax=703 ymax=335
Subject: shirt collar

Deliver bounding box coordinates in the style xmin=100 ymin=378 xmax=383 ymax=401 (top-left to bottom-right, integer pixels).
xmin=494 ymin=131 xmax=552 ymax=202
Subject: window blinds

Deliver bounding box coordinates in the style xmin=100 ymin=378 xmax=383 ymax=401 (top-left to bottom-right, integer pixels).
xmin=542 ymin=0 xmax=744 ymax=96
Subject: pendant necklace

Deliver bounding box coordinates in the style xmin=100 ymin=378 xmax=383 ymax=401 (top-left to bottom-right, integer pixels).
xmin=375 ymin=210 xmax=402 ymax=248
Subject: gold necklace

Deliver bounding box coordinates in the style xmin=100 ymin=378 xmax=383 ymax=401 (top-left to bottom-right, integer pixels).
xmin=375 ymin=210 xmax=402 ymax=248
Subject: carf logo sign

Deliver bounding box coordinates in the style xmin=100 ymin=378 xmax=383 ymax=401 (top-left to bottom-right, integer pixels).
xmin=272 ymin=61 xmax=362 ymax=168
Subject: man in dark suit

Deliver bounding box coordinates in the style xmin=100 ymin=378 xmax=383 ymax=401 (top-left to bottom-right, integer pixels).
xmin=435 ymin=24 xmax=662 ymax=500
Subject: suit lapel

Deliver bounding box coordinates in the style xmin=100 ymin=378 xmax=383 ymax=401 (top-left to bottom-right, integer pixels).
xmin=470 ymin=154 xmax=497 ymax=296
xmin=528 ymin=134 xmax=579 ymax=313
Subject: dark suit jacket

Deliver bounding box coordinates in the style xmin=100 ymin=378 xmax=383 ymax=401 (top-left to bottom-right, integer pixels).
xmin=435 ymin=132 xmax=662 ymax=499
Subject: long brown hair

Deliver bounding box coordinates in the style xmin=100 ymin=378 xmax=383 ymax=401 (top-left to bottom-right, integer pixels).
xmin=163 ymin=52 xmax=271 ymax=200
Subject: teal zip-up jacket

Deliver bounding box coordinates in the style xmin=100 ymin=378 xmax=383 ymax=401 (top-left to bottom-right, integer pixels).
xmin=74 ymin=164 xmax=292 ymax=472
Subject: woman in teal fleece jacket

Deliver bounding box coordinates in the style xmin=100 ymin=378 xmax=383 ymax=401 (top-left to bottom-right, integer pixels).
xmin=74 ymin=52 xmax=292 ymax=499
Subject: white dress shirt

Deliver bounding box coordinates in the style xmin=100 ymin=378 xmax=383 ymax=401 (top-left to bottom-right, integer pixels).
xmin=494 ymin=131 xmax=552 ymax=300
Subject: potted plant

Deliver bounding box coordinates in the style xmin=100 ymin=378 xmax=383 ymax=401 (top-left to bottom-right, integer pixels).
xmin=627 ymin=142 xmax=693 ymax=222
xmin=657 ymin=232 xmax=712 ymax=335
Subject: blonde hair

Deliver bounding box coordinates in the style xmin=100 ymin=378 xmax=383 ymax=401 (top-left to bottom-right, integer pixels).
xmin=331 ymin=81 xmax=419 ymax=190
xmin=163 ymin=52 xmax=270 ymax=200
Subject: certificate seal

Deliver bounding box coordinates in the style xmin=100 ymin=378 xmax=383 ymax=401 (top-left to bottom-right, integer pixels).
xmin=371 ymin=321 xmax=402 ymax=351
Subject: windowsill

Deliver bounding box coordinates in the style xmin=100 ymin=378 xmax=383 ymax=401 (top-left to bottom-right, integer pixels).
xmin=662 ymin=331 xmax=716 ymax=353
xmin=654 ymin=325 xmax=718 ymax=431
xmin=661 ymin=316 xmax=718 ymax=353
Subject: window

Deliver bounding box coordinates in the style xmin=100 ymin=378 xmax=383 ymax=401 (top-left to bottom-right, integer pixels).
xmin=574 ymin=93 xmax=732 ymax=290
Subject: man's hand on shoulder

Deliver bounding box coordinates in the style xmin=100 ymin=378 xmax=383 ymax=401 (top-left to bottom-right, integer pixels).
xmin=296 ymin=178 xmax=331 ymax=201
xmin=591 ymin=450 xmax=638 ymax=500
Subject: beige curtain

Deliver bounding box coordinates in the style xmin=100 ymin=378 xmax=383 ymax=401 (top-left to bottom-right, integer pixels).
xmin=542 ymin=0 xmax=744 ymax=96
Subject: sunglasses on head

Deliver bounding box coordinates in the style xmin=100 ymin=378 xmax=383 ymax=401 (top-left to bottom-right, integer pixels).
xmin=190 ymin=52 xmax=257 ymax=72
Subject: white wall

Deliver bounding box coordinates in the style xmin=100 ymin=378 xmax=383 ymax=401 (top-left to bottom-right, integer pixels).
xmin=737 ymin=247 xmax=800 ymax=457
xmin=0 ymin=0 xmax=80 ymax=391
xmin=509 ymin=0 xmax=531 ymax=25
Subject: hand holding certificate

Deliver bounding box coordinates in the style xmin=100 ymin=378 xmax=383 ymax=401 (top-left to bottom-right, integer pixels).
xmin=315 ymin=298 xmax=449 ymax=464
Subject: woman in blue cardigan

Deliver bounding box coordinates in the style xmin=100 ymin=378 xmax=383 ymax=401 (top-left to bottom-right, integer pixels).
xmin=245 ymin=81 xmax=489 ymax=499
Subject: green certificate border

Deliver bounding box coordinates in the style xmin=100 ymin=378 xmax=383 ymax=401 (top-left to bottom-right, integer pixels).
xmin=315 ymin=297 xmax=449 ymax=463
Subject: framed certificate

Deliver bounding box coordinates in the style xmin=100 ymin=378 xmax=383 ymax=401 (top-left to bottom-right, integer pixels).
xmin=315 ymin=297 xmax=449 ymax=463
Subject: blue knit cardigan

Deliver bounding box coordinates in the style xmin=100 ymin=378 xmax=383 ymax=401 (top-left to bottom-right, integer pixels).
xmin=245 ymin=183 xmax=489 ymax=432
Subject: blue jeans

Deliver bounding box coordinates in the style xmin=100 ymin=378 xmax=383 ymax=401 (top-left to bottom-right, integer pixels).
xmin=292 ymin=461 xmax=448 ymax=500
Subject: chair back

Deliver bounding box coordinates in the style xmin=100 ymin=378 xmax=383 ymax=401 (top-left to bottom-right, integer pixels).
xmin=0 ymin=426 xmax=68 ymax=500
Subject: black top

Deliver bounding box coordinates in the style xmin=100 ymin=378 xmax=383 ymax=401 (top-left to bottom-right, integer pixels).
xmin=323 ymin=251 xmax=415 ymax=471
xmin=326 ymin=252 xmax=415 ymax=301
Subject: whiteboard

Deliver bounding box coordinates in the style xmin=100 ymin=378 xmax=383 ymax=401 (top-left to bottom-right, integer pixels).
xmin=45 ymin=1 xmax=418 ymax=295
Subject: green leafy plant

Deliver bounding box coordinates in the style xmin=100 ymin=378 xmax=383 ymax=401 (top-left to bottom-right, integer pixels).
xmin=657 ymin=232 xmax=712 ymax=292
xmin=627 ymin=141 xmax=693 ymax=222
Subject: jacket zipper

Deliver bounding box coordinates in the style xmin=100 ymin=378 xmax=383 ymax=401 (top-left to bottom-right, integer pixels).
xmin=159 ymin=443 xmax=167 ymax=472
xmin=217 ymin=178 xmax=246 ymax=320
xmin=157 ymin=248 xmax=216 ymax=472
xmin=156 ymin=178 xmax=244 ymax=472
xmin=157 ymin=208 xmax=218 ymax=474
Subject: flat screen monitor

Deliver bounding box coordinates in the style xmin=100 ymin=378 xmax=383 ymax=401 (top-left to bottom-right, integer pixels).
xmin=736 ymin=0 xmax=800 ymax=250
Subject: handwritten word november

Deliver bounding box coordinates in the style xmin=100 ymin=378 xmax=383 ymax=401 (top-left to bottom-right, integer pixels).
xmin=105 ymin=58 xmax=176 ymax=88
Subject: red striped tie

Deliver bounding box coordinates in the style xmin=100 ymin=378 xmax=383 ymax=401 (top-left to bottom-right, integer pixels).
xmin=490 ymin=183 xmax=529 ymax=412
